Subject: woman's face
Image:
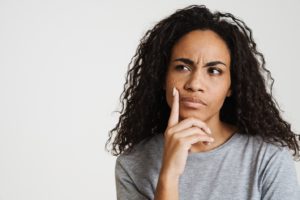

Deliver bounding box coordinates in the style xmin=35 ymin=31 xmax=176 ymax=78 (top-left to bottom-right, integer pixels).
xmin=165 ymin=29 xmax=232 ymax=122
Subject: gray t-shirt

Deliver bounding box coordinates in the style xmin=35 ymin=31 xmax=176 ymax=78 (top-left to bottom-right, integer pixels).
xmin=115 ymin=132 xmax=300 ymax=200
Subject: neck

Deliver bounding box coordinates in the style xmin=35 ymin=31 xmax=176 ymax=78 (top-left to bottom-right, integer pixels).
xmin=189 ymin=116 xmax=237 ymax=153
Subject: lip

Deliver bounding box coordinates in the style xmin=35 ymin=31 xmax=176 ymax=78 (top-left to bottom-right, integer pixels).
xmin=180 ymin=96 xmax=207 ymax=108
xmin=180 ymin=96 xmax=207 ymax=105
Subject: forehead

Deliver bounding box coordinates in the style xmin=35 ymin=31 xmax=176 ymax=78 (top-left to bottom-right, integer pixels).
xmin=170 ymin=30 xmax=231 ymax=64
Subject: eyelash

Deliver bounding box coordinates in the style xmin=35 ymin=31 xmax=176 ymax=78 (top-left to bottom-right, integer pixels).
xmin=174 ymin=65 xmax=223 ymax=75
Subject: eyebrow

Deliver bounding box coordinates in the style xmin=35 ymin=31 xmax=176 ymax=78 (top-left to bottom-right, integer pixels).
xmin=173 ymin=58 xmax=227 ymax=67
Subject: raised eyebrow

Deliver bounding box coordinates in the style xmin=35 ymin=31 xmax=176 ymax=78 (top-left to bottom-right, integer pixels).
xmin=205 ymin=61 xmax=227 ymax=67
xmin=173 ymin=58 xmax=194 ymax=65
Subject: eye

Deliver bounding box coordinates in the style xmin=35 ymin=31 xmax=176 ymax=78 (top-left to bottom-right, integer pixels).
xmin=175 ymin=65 xmax=190 ymax=71
xmin=208 ymin=67 xmax=222 ymax=75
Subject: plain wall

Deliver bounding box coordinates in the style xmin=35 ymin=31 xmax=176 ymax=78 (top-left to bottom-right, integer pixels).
xmin=0 ymin=0 xmax=299 ymax=199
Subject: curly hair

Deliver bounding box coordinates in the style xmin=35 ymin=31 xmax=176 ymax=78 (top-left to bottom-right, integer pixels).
xmin=106 ymin=5 xmax=300 ymax=160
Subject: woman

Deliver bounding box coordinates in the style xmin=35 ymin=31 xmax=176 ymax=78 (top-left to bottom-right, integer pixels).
xmin=106 ymin=5 xmax=300 ymax=200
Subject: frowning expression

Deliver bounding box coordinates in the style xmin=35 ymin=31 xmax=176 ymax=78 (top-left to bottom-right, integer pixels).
xmin=165 ymin=29 xmax=232 ymax=122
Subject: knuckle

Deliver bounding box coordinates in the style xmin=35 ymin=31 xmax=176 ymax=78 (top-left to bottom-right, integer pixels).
xmin=172 ymin=133 xmax=180 ymax=140
xmin=192 ymin=127 xmax=204 ymax=136
xmin=189 ymin=117 xmax=206 ymax=128
xmin=184 ymin=117 xmax=195 ymax=124
xmin=195 ymin=134 xmax=203 ymax=139
xmin=190 ymin=117 xmax=197 ymax=122
xmin=177 ymin=138 xmax=185 ymax=145
xmin=165 ymin=128 xmax=173 ymax=136
xmin=192 ymin=126 xmax=202 ymax=133
xmin=196 ymin=119 xmax=205 ymax=127
xmin=195 ymin=132 xmax=204 ymax=137
xmin=169 ymin=133 xmax=178 ymax=142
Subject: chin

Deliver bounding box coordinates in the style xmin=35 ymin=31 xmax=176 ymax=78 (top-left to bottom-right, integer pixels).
xmin=179 ymin=110 xmax=207 ymax=121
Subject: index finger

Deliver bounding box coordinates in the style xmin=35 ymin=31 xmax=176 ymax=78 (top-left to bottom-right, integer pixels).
xmin=168 ymin=87 xmax=179 ymax=127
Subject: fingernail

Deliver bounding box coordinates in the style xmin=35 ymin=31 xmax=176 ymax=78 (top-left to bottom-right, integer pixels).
xmin=172 ymin=87 xmax=176 ymax=96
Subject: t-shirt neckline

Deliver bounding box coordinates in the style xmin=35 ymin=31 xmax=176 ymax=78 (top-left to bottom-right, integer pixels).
xmin=188 ymin=131 xmax=240 ymax=157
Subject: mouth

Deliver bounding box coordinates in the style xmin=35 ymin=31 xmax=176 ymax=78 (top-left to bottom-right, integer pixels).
xmin=180 ymin=96 xmax=207 ymax=109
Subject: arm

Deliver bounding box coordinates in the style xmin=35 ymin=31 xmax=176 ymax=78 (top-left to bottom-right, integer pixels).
xmin=115 ymin=157 xmax=149 ymax=200
xmin=261 ymin=148 xmax=300 ymax=200
xmin=154 ymin=169 xmax=179 ymax=200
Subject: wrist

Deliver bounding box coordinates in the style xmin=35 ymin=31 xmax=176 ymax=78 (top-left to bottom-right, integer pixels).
xmin=155 ymin=167 xmax=180 ymax=200
xmin=158 ymin=169 xmax=180 ymax=185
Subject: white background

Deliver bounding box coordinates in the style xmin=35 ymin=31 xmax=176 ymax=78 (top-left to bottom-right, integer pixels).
xmin=0 ymin=0 xmax=299 ymax=199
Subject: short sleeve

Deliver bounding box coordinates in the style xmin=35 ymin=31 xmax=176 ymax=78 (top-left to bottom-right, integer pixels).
xmin=261 ymin=148 xmax=300 ymax=200
xmin=115 ymin=157 xmax=150 ymax=200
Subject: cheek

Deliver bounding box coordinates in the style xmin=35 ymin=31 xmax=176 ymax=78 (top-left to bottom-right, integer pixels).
xmin=165 ymin=74 xmax=183 ymax=108
xmin=208 ymin=86 xmax=230 ymax=107
xmin=165 ymin=78 xmax=174 ymax=108
xmin=166 ymin=73 xmax=186 ymax=90
xmin=208 ymin=75 xmax=231 ymax=97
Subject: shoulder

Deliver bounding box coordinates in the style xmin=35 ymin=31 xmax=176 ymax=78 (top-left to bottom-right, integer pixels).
xmin=239 ymin=133 xmax=289 ymax=157
xmin=251 ymin=134 xmax=292 ymax=159
xmin=234 ymin=133 xmax=294 ymax=170
xmin=253 ymin=137 xmax=300 ymax=199
xmin=245 ymin=134 xmax=297 ymax=181
xmin=116 ymin=133 xmax=164 ymax=169
xmin=115 ymin=134 xmax=164 ymax=199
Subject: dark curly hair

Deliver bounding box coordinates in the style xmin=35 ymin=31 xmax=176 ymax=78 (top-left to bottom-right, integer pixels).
xmin=106 ymin=5 xmax=300 ymax=160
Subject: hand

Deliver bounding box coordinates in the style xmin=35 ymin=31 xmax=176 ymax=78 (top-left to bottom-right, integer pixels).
xmin=160 ymin=87 xmax=214 ymax=178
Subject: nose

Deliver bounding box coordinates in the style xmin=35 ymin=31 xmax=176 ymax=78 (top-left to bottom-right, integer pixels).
xmin=184 ymin=71 xmax=205 ymax=92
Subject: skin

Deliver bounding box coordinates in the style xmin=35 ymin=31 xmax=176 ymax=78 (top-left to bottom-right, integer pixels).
xmin=165 ymin=29 xmax=237 ymax=152
xmin=155 ymin=30 xmax=237 ymax=200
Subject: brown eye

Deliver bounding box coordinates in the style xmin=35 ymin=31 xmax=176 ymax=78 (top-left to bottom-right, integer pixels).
xmin=208 ymin=67 xmax=222 ymax=75
xmin=175 ymin=65 xmax=190 ymax=71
